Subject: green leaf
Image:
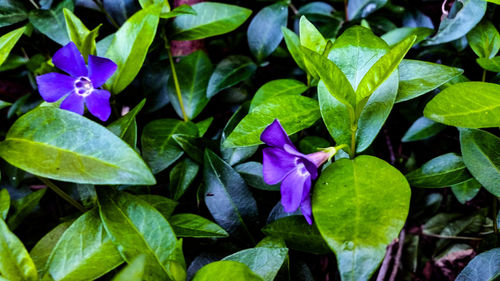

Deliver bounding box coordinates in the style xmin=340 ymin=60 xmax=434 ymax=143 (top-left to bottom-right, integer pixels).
xmin=45 ymin=209 xmax=123 ymax=281
xmin=0 ymin=0 xmax=28 ymax=28
xmin=0 ymin=189 xmax=9 ymax=220
xmin=424 ymin=82 xmax=500 ymax=128
xmin=247 ymin=2 xmax=287 ymax=62
xmin=262 ymin=216 xmax=329 ymax=255
xmin=466 ymin=20 xmax=500 ymax=59
xmin=347 ymin=0 xmax=387 ymax=20
xmin=281 ymin=27 xmax=306 ymax=70
xmin=460 ymin=128 xmax=500 ymax=196
xmin=299 ymin=136 xmax=331 ymax=154
xmin=63 ymin=8 xmax=98 ymax=60
xmin=249 ymin=79 xmax=308 ymax=112
xmin=0 ymin=26 xmax=25 ymax=67
xmin=0 ymin=107 xmax=155 ymax=185
xmin=112 ymin=255 xmax=146 ymax=281
xmin=0 ymin=100 xmax=12 ymax=110
xmin=456 ymin=248 xmax=500 ymax=281
xmin=98 ymin=190 xmax=181 ymax=281
xmin=107 ymin=99 xmax=145 ymax=147
xmin=222 ymin=247 xmax=288 ymax=281
xmin=381 ymin=27 xmax=433 ymax=46
xmin=29 ymin=0 xmax=73 ymax=45
xmin=7 ymin=189 xmax=46 ymax=231
xmin=451 ymin=178 xmax=481 ymax=204
xmin=486 ymin=0 xmax=500 ymax=3
xmin=424 ymin=0 xmax=487 ymax=46
xmin=170 ymin=2 xmax=251 ymax=40
xmin=355 ymin=35 xmax=415 ymax=104
xmin=402 ymin=116 xmax=446 ymax=142
xmin=30 ymin=221 xmax=72 ymax=277
xmin=313 ymin=155 xmax=410 ymax=281
xmin=406 ymin=153 xmax=471 ymax=188
xmin=172 ymin=135 xmax=203 ymax=162
xmin=235 ymin=162 xmax=280 ymax=191
xmin=192 ymin=261 xmax=264 ymax=281
xmin=169 ymin=158 xmax=199 ymax=201
xmin=203 ymin=150 xmax=258 ymax=239
xmin=138 ymin=0 xmax=170 ymax=16
xmin=196 ymin=117 xmax=213 ymax=137
xmin=105 ymin=4 xmax=160 ymax=94
xmin=396 ymin=59 xmax=464 ymax=102
xmin=167 ymin=50 xmax=213 ymax=120
xmin=0 ymin=218 xmax=38 ymax=281
xmin=207 ymin=55 xmax=256 ymax=98
xmin=170 ymin=213 xmax=228 ymax=238
xmin=137 ymin=195 xmax=178 ymax=219
xmin=223 ymin=95 xmax=320 ymax=147
xmin=160 ymin=4 xmax=196 ymax=19
xmin=299 ymin=16 xmax=326 ymax=54
xmin=141 ymin=119 xmax=198 ymax=174
xmin=477 ymin=56 xmax=500 ymax=72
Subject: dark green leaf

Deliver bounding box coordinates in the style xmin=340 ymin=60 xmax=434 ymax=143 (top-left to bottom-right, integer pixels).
xmin=207 ymin=56 xmax=256 ymax=98
xmin=0 ymin=100 xmax=12 ymax=110
xmin=406 ymin=153 xmax=471 ymax=188
xmin=235 ymin=162 xmax=280 ymax=191
xmin=170 ymin=213 xmax=228 ymax=238
xmin=169 ymin=158 xmax=199 ymax=201
xmin=222 ymin=247 xmax=288 ymax=281
xmin=298 ymin=136 xmax=331 ymax=154
xmin=29 ymin=0 xmax=73 ymax=45
xmin=451 ymin=178 xmax=481 ymax=204
xmin=196 ymin=117 xmax=213 ymax=137
xmin=137 ymin=194 xmax=178 ymax=219
xmin=0 ymin=0 xmax=28 ymax=28
xmin=0 ymin=26 xmax=25 ymax=67
xmin=107 ymin=99 xmax=145 ymax=147
xmin=402 ymin=116 xmax=446 ymax=142
xmin=347 ymin=0 xmax=387 ymax=20
xmin=192 ymin=261 xmax=264 ymax=281
xmin=172 ymin=134 xmax=203 ymax=163
xmin=456 ymin=248 xmax=500 ymax=281
xmin=466 ymin=20 xmax=500 ymax=58
xmin=7 ymin=189 xmax=46 ymax=231
xmin=250 ymin=79 xmax=308 ymax=112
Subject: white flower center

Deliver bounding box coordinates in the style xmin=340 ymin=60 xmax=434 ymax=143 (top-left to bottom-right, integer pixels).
xmin=74 ymin=76 xmax=93 ymax=97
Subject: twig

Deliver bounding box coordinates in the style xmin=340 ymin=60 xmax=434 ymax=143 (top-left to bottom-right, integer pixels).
xmin=376 ymin=240 xmax=396 ymax=281
xmin=29 ymin=0 xmax=40 ymax=9
xmin=37 ymin=177 xmax=86 ymax=212
xmin=389 ymin=230 xmax=405 ymax=281
xmin=289 ymin=3 xmax=299 ymax=15
xmin=384 ymin=128 xmax=396 ymax=165
xmin=423 ymin=232 xmax=482 ymax=241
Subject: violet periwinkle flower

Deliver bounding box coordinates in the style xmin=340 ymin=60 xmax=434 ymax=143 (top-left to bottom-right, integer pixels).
xmin=36 ymin=42 xmax=117 ymax=121
xmin=261 ymin=119 xmax=338 ymax=225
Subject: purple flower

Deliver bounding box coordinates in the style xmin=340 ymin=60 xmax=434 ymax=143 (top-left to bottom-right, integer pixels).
xmin=36 ymin=42 xmax=117 ymax=121
xmin=261 ymin=119 xmax=337 ymax=225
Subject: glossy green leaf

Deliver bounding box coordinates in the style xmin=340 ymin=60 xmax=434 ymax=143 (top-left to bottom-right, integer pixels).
xmin=313 ymin=155 xmax=410 ymax=281
xmin=460 ymin=128 xmax=500 ymax=196
xmin=167 ymin=50 xmax=213 ymax=120
xmin=0 ymin=218 xmax=38 ymax=281
xmin=247 ymin=2 xmax=287 ymax=62
xmin=486 ymin=0 xmax=500 ymax=3
xmin=203 ymin=149 xmax=258 ymax=239
xmin=466 ymin=20 xmax=500 ymax=59
xmin=105 ymin=4 xmax=160 ymax=94
xmin=160 ymin=4 xmax=196 ymax=19
xmin=401 ymin=116 xmax=446 ymax=142
xmin=424 ymin=82 xmax=500 ymax=128
xmin=107 ymin=99 xmax=145 ymax=147
xmin=141 ymin=119 xmax=198 ymax=174
xmin=196 ymin=117 xmax=213 ymax=137
xmin=173 ymin=134 xmax=203 ymax=162
xmin=45 ymin=209 xmax=124 ymax=281
xmin=112 ymin=255 xmax=146 ymax=281
xmin=137 ymin=195 xmax=178 ymax=219
xmin=424 ymin=0 xmax=487 ymax=46
xmin=456 ymin=248 xmax=500 ymax=281
xmin=170 ymin=213 xmax=228 ymax=238
xmin=0 ymin=26 xmax=25 ymax=67
xmin=235 ymin=162 xmax=280 ymax=191
xmin=222 ymin=247 xmax=288 ymax=281
xmin=7 ymin=189 xmax=46 ymax=231
xmin=29 ymin=0 xmax=73 ymax=45
xmin=299 ymin=16 xmax=326 ymax=54
xmin=451 ymin=178 xmax=481 ymax=204
xmin=0 ymin=107 xmax=155 ymax=185
xmin=170 ymin=2 xmax=251 ymax=40
xmin=169 ymin=158 xmax=199 ymax=201
xmin=224 ymin=95 xmax=320 ymax=147
xmin=381 ymin=27 xmax=433 ymax=46
xmin=477 ymin=56 xmax=500 ymax=72
xmin=299 ymin=136 xmax=330 ymax=154
xmin=138 ymin=0 xmax=170 ymax=16
xmin=63 ymin=8 xmax=97 ymax=60
xmin=250 ymin=79 xmax=308 ymax=112
xmin=406 ymin=153 xmax=470 ymax=188
xmin=262 ymin=216 xmax=329 ymax=254
xmin=0 ymin=189 xmax=9 ymax=220
xmin=98 ymin=190 xmax=180 ymax=281
xmin=0 ymin=0 xmax=28 ymax=28
xmin=192 ymin=261 xmax=264 ymax=281
xmin=207 ymin=56 xmax=256 ymax=98
xmin=281 ymin=27 xmax=306 ymax=70
xmin=396 ymin=59 xmax=464 ymax=102
xmin=347 ymin=0 xmax=387 ymax=20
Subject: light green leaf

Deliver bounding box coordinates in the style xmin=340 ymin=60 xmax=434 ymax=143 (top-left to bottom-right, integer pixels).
xmin=313 ymin=155 xmax=410 ymax=281
xmin=29 ymin=0 xmax=73 ymax=45
xmin=0 ymin=100 xmax=12 ymax=110
xmin=424 ymin=82 xmax=500 ymax=128
xmin=406 ymin=153 xmax=471 ymax=188
xmin=45 ymin=209 xmax=123 ymax=281
xmin=477 ymin=56 xmax=500 ymax=72
xmin=0 ymin=107 xmax=155 ymax=185
xmin=207 ymin=55 xmax=256 ymax=98
xmin=460 ymin=128 xmax=500 ymax=196
xmin=137 ymin=195 xmax=178 ymax=219
xmin=107 ymin=99 xmax=145 ymax=147
xmin=169 ymin=158 xmax=199 ymax=201
xmin=7 ymin=189 xmax=46 ymax=231
xmin=486 ymin=0 xmax=500 ymax=3
xmin=451 ymin=178 xmax=481 ymax=204
xmin=160 ymin=5 xmax=196 ymax=19
xmin=247 ymin=2 xmax=287 ymax=62
xmin=222 ymin=247 xmax=288 ymax=281
xmin=381 ymin=27 xmax=433 ymax=46
xmin=281 ymin=27 xmax=306 ymax=70
xmin=63 ymin=8 xmax=98 ymax=60
xmin=0 ymin=218 xmax=38 ymax=281
xmin=0 ymin=189 xmax=9 ymax=220
xmin=223 ymin=95 xmax=320 ymax=147
xmin=250 ymin=79 xmax=308 ymax=112
xmin=170 ymin=213 xmax=228 ymax=238
xmin=112 ymin=255 xmax=146 ymax=281
xmin=192 ymin=261 xmax=264 ymax=281
xmin=105 ymin=4 xmax=160 ymax=94
xmin=98 ymin=190 xmax=181 ymax=281
xmin=299 ymin=16 xmax=326 ymax=54
xmin=141 ymin=119 xmax=198 ymax=174
xmin=0 ymin=26 xmax=25 ymax=67
xmin=466 ymin=20 xmax=500 ymax=58
xmin=401 ymin=116 xmax=446 ymax=142
xmin=196 ymin=117 xmax=213 ymax=137
xmin=396 ymin=59 xmax=464 ymax=102
xmin=138 ymin=0 xmax=170 ymax=16
xmin=170 ymin=2 xmax=251 ymax=40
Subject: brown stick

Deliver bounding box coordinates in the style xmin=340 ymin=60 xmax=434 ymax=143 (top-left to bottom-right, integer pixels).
xmin=376 ymin=240 xmax=396 ymax=281
xmin=389 ymin=230 xmax=406 ymax=281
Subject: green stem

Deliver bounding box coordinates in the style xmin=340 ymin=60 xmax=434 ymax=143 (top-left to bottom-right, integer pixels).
xmin=29 ymin=0 xmax=40 ymax=9
xmin=165 ymin=37 xmax=189 ymax=122
xmin=482 ymin=69 xmax=487 ymax=82
xmin=37 ymin=177 xmax=86 ymax=213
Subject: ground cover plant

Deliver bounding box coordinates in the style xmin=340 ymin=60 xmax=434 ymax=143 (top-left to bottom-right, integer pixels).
xmin=0 ymin=0 xmax=499 ymax=280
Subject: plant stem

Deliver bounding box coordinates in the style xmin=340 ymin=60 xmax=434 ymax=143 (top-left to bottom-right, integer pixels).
xmin=423 ymin=233 xmax=482 ymax=241
xmin=29 ymin=0 xmax=40 ymax=9
xmin=389 ymin=230 xmax=405 ymax=281
xmin=493 ymin=196 xmax=498 ymax=234
xmin=289 ymin=3 xmax=299 ymax=15
xmin=37 ymin=177 xmax=86 ymax=213
xmin=165 ymin=37 xmax=189 ymax=122
xmin=482 ymin=70 xmax=487 ymax=82
xmin=349 ymin=124 xmax=357 ymax=159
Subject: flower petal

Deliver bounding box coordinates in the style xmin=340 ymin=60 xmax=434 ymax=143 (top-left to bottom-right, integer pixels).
xmin=52 ymin=42 xmax=87 ymax=77
xmin=60 ymin=92 xmax=85 ymax=115
xmin=88 ymin=55 xmax=117 ymax=88
xmin=262 ymin=147 xmax=298 ymax=185
xmin=36 ymin=73 xmax=75 ymax=102
xmin=85 ymin=89 xmax=111 ymax=121
xmin=283 ymin=144 xmax=318 ymax=180
xmin=300 ymin=196 xmax=313 ymax=225
xmin=280 ymin=164 xmax=311 ymax=213
xmin=260 ymin=119 xmax=294 ymax=149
